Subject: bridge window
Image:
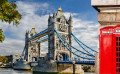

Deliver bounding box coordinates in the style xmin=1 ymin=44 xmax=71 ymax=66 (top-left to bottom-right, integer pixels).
xmin=57 ymin=18 xmax=60 ymax=22
xmin=31 ymin=34 xmax=33 ymax=36
xmin=61 ymin=53 xmax=69 ymax=61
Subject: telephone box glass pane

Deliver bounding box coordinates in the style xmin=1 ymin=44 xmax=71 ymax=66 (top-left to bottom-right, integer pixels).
xmin=117 ymin=37 xmax=118 ymax=41
xmin=116 ymin=37 xmax=120 ymax=73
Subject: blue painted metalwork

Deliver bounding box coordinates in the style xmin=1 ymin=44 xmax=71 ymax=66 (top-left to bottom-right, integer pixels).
xmin=57 ymin=61 xmax=95 ymax=65
xmin=71 ymin=32 xmax=98 ymax=53
xmin=36 ymin=35 xmax=48 ymax=43
xmin=22 ymin=27 xmax=97 ymax=63
xmin=54 ymin=29 xmax=95 ymax=60
xmin=54 ymin=29 xmax=95 ymax=58
xmin=72 ymin=33 xmax=95 ymax=56
xmin=29 ymin=28 xmax=48 ymax=41
xmin=13 ymin=57 xmax=16 ymax=62
xmin=21 ymin=46 xmax=26 ymax=58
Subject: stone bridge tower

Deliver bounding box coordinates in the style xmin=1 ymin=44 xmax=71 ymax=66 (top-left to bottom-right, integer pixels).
xmin=48 ymin=8 xmax=72 ymax=61
xmin=25 ymin=27 xmax=38 ymax=62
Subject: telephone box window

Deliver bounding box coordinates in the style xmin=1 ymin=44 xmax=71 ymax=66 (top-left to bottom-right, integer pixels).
xmin=117 ymin=42 xmax=118 ymax=46
xmin=117 ymin=63 xmax=118 ymax=67
xmin=117 ymin=53 xmax=119 ymax=57
xmin=117 ymin=58 xmax=119 ymax=62
xmin=117 ymin=37 xmax=118 ymax=41
xmin=116 ymin=37 xmax=120 ymax=72
xmin=117 ymin=47 xmax=118 ymax=51
xmin=119 ymin=37 xmax=120 ymax=41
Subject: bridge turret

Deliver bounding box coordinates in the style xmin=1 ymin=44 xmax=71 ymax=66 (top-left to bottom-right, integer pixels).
xmin=48 ymin=13 xmax=51 ymax=25
xmin=68 ymin=14 xmax=73 ymax=60
xmin=68 ymin=14 xmax=72 ymax=25
xmin=28 ymin=30 xmax=31 ymax=38
xmin=25 ymin=30 xmax=29 ymax=45
xmin=53 ymin=9 xmax=56 ymax=23
xmin=25 ymin=30 xmax=29 ymax=61
xmin=29 ymin=27 xmax=37 ymax=37
xmin=53 ymin=10 xmax=56 ymax=18
xmin=68 ymin=14 xmax=73 ymax=33
xmin=58 ymin=7 xmax=62 ymax=12
xmin=25 ymin=30 xmax=29 ymax=40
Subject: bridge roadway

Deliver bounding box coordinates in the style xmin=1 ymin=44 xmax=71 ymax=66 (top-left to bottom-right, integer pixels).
xmin=57 ymin=61 xmax=95 ymax=65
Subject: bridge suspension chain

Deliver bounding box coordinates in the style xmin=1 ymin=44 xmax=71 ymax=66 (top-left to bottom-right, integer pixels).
xmin=21 ymin=46 xmax=26 ymax=58
xmin=54 ymin=29 xmax=95 ymax=60
xmin=54 ymin=29 xmax=95 ymax=57
xmin=71 ymin=32 xmax=98 ymax=53
xmin=72 ymin=33 xmax=95 ymax=56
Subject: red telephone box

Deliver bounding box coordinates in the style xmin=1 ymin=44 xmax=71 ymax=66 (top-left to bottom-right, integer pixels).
xmin=100 ymin=25 xmax=120 ymax=74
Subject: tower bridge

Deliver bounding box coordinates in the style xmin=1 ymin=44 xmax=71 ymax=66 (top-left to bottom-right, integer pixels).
xmin=23 ymin=7 xmax=98 ymax=65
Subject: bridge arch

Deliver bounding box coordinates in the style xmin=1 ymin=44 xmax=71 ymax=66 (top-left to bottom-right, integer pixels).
xmin=56 ymin=52 xmax=69 ymax=61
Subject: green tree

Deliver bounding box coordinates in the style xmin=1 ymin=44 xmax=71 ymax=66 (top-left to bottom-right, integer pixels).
xmin=0 ymin=56 xmax=8 ymax=63
xmin=0 ymin=0 xmax=22 ymax=42
xmin=82 ymin=65 xmax=90 ymax=72
xmin=0 ymin=29 xmax=5 ymax=42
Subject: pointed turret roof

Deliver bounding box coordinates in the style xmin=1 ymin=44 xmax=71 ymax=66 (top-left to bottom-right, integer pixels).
xmin=56 ymin=7 xmax=65 ymax=18
xmin=58 ymin=7 xmax=62 ymax=11
xmin=69 ymin=14 xmax=72 ymax=21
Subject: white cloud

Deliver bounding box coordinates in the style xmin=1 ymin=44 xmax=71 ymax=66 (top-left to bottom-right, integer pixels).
xmin=0 ymin=1 xmax=50 ymax=56
xmin=0 ymin=38 xmax=24 ymax=56
xmin=0 ymin=1 xmax=99 ymax=56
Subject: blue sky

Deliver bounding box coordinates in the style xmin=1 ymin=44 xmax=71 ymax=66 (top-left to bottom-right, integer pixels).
xmin=9 ymin=0 xmax=98 ymax=21
xmin=0 ymin=0 xmax=99 ymax=56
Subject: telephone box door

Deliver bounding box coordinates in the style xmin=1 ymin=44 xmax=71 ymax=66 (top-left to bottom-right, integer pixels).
xmin=100 ymin=27 xmax=113 ymax=74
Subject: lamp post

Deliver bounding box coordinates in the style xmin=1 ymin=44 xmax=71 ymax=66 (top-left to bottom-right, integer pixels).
xmin=73 ymin=61 xmax=75 ymax=74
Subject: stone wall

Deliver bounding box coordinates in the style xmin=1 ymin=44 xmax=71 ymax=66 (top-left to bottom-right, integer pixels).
xmin=92 ymin=0 xmax=120 ymax=27
xmin=58 ymin=63 xmax=84 ymax=74
xmin=92 ymin=0 xmax=120 ymax=6
xmin=33 ymin=60 xmax=84 ymax=74
xmin=95 ymin=53 xmax=99 ymax=74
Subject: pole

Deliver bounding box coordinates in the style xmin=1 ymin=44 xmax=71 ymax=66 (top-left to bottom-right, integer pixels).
xmin=73 ymin=61 xmax=75 ymax=74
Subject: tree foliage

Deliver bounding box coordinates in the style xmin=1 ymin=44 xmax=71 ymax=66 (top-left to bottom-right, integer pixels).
xmin=0 ymin=56 xmax=8 ymax=63
xmin=0 ymin=0 xmax=22 ymax=42
xmin=0 ymin=29 xmax=5 ymax=42
xmin=82 ymin=65 xmax=90 ymax=72
xmin=0 ymin=0 xmax=22 ymax=25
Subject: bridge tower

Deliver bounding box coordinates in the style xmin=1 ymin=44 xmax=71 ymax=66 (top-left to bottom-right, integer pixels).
xmin=48 ymin=8 xmax=72 ymax=61
xmin=25 ymin=27 xmax=39 ymax=62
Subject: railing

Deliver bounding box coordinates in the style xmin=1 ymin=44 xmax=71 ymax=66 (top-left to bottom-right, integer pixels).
xmin=57 ymin=61 xmax=95 ymax=65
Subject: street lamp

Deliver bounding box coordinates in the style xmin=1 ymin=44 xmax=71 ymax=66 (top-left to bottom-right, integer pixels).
xmin=73 ymin=61 xmax=75 ymax=74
